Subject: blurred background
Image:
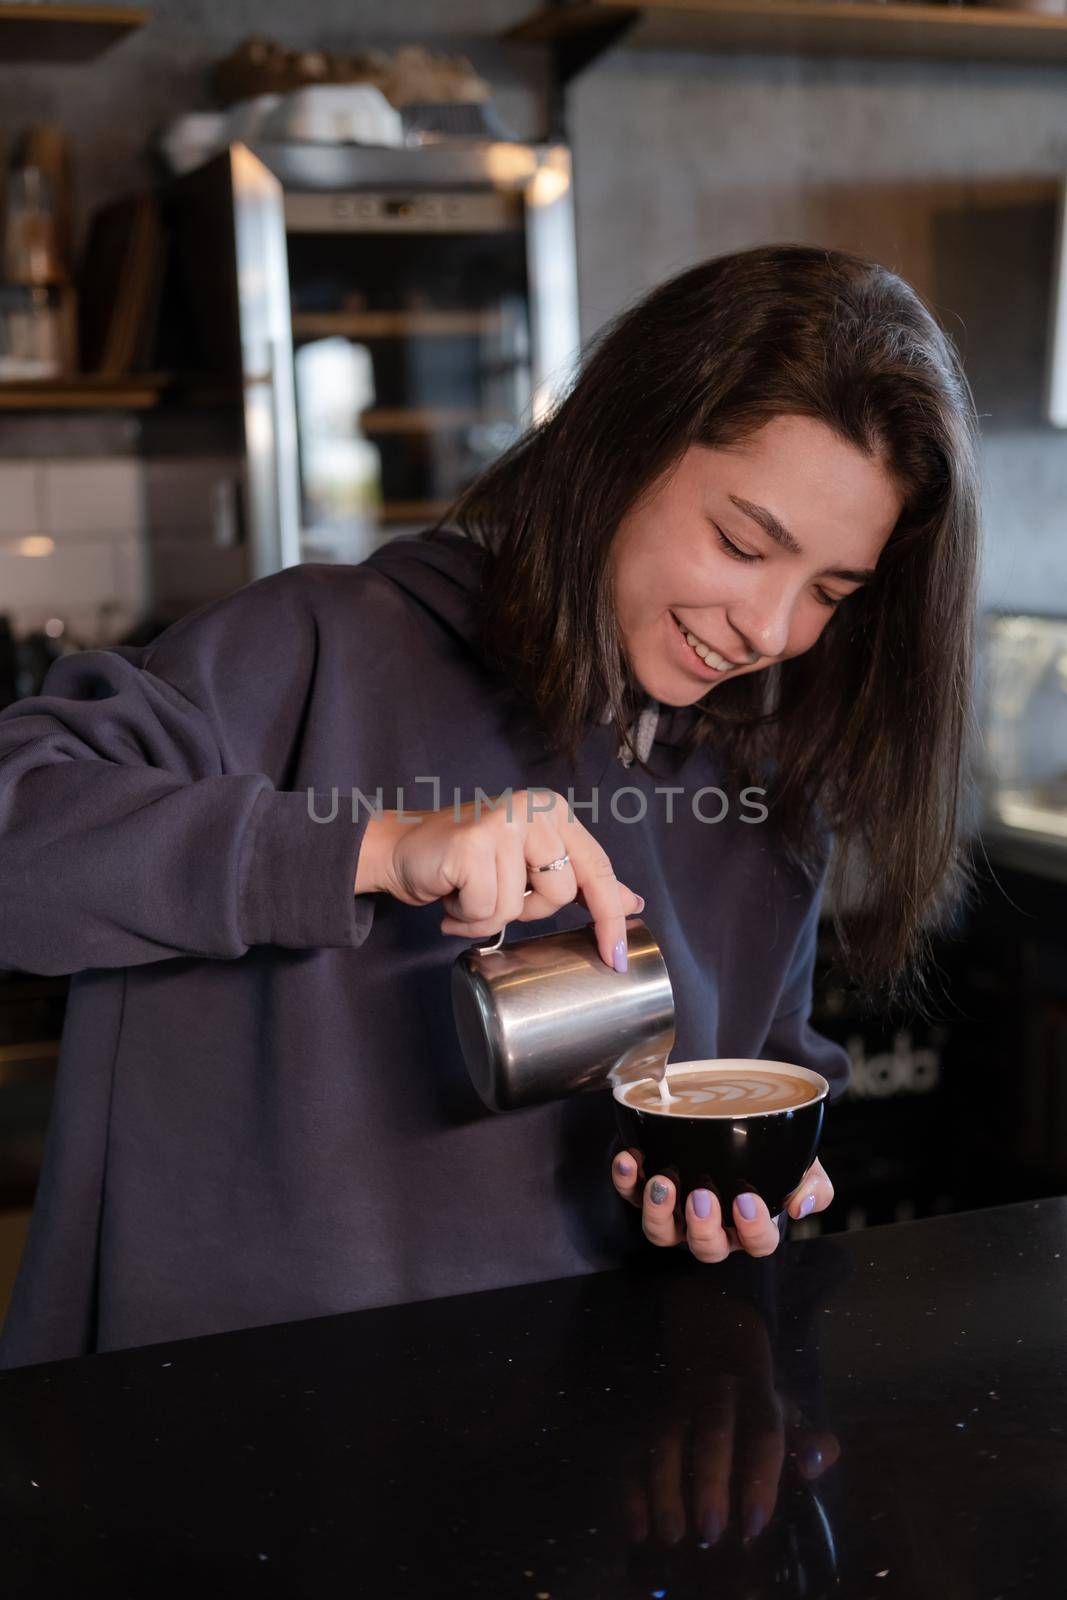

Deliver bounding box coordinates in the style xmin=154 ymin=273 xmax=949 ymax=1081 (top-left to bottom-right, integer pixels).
xmin=1 ymin=0 xmax=1066 ymax=1322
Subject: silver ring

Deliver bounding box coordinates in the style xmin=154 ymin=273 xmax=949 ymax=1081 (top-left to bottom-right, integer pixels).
xmin=532 ymin=853 xmax=570 ymax=874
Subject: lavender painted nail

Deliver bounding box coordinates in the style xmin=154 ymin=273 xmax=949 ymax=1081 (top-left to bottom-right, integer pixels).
xmin=692 ymin=1188 xmax=712 ymax=1220
xmin=797 ymin=1193 xmax=816 ymax=1219
xmin=616 ymin=1157 xmax=634 ymax=1180
xmin=613 ymin=938 xmax=628 ymax=973
xmin=744 ymin=1503 xmax=768 ymax=1541
xmin=736 ymin=1192 xmax=759 ymax=1222
xmin=700 ymin=1508 xmax=722 ymax=1545
xmin=662 ymin=1508 xmax=686 ymax=1545
xmin=649 ymin=1179 xmax=669 ymax=1206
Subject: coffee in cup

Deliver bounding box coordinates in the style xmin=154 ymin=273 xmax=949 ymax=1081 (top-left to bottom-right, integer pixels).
xmin=613 ymin=1059 xmax=829 ymax=1218
xmin=623 ymin=1064 xmax=820 ymax=1117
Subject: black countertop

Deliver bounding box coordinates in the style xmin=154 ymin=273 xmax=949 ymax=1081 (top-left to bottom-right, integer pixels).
xmin=981 ymin=826 xmax=1067 ymax=888
xmin=3 ymin=1198 xmax=1067 ymax=1598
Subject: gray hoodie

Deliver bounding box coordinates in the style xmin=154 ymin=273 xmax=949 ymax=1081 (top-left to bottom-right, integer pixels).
xmin=0 ymin=532 xmax=848 ymax=1368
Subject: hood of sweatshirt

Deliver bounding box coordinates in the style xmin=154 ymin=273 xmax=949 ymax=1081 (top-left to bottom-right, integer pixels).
xmin=362 ymin=530 xmax=695 ymax=764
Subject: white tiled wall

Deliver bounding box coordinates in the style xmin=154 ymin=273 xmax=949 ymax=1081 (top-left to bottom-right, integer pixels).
xmin=0 ymin=458 xmax=147 ymax=645
xmin=0 ymin=465 xmax=36 ymax=535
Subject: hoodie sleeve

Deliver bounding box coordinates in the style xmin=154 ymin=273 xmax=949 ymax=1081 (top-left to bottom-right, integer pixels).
xmin=0 ymin=567 xmax=377 ymax=977
xmin=760 ymin=866 xmax=851 ymax=1103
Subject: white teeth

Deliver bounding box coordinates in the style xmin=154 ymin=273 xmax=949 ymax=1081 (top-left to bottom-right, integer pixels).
xmin=683 ymin=628 xmax=730 ymax=671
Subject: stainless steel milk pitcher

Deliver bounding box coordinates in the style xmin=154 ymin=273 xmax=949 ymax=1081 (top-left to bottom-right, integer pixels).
xmin=451 ymin=916 xmax=676 ymax=1112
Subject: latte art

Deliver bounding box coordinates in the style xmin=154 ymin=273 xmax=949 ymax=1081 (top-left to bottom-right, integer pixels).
xmin=625 ymin=1067 xmax=818 ymax=1117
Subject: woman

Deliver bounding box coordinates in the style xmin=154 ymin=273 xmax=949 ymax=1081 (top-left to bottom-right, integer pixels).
xmin=0 ymin=245 xmax=980 ymax=1368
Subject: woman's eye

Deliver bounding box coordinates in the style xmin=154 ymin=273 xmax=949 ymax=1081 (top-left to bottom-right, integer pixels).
xmin=814 ymin=586 xmax=844 ymax=609
xmin=714 ymin=525 xmax=760 ymax=564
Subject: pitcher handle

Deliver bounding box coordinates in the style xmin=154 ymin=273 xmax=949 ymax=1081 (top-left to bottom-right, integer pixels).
xmin=474 ymin=887 xmax=533 ymax=955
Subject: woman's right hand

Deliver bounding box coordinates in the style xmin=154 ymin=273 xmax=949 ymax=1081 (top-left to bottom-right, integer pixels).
xmin=355 ymin=789 xmax=643 ymax=971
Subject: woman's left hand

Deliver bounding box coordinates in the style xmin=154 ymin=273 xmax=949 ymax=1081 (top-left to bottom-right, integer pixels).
xmin=611 ymin=1152 xmax=835 ymax=1260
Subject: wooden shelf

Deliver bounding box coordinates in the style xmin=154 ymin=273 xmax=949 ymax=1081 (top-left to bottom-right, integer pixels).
xmin=511 ymin=0 xmax=1067 ymax=67
xmin=293 ymin=310 xmax=503 ymax=340
xmin=0 ymin=373 xmax=166 ymax=411
xmin=380 ymin=500 xmax=452 ymax=524
xmin=0 ymin=4 xmax=146 ymax=62
xmin=360 ymin=406 xmax=496 ymax=434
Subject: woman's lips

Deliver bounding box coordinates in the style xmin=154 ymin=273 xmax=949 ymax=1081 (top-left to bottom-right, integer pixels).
xmin=668 ymin=611 xmax=735 ymax=679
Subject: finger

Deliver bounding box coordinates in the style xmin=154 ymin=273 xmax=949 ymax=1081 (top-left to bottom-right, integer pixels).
xmin=739 ymin=1419 xmax=786 ymax=1543
xmin=642 ymin=1173 xmax=684 ymax=1248
xmin=683 ymin=1188 xmax=732 ymax=1264
xmin=612 ymin=1148 xmax=645 ymax=1208
xmin=573 ymin=882 xmax=645 ymax=918
xmin=490 ymin=837 xmax=532 ymax=932
xmin=523 ymin=814 xmax=579 ymax=912
xmin=731 ymin=1191 xmax=782 ymax=1258
xmin=517 ymin=884 xmax=568 ymax=921
xmin=561 ymin=820 xmax=630 ymax=971
xmin=648 ymin=1425 xmax=687 ymax=1545
xmin=439 ymin=841 xmax=499 ymax=931
xmin=621 ymin=1470 xmax=650 ymax=1544
xmin=691 ymin=1383 xmax=736 ymax=1545
xmin=440 ymin=882 xmax=528 ymax=938
xmin=518 ymin=852 xmax=578 ymax=921
xmin=447 ymin=838 xmax=524 ymax=934
xmin=785 ymin=1157 xmax=835 ymax=1221
xmin=524 ymin=879 xmax=644 ymax=925
xmin=793 ymin=1430 xmax=841 ymax=1481
xmin=440 ymin=893 xmax=534 ymax=937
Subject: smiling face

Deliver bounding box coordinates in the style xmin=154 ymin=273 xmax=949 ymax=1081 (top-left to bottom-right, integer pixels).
xmin=610 ymin=415 xmax=905 ymax=706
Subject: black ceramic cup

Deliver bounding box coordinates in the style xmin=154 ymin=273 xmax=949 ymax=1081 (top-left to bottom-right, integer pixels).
xmin=613 ymin=1058 xmax=829 ymax=1217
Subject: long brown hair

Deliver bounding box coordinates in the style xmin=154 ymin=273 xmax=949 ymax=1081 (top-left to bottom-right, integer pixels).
xmin=444 ymin=245 xmax=982 ymax=1001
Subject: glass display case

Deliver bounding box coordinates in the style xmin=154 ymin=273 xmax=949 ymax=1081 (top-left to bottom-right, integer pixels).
xmin=285 ymin=184 xmax=534 ymax=562
xmin=981 ymin=611 xmax=1067 ymax=846
xmin=160 ymin=140 xmax=579 ymax=594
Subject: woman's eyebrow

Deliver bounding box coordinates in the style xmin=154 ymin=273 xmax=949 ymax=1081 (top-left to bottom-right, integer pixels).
xmin=728 ymin=494 xmax=802 ymax=554
xmin=727 ymin=493 xmax=876 ymax=584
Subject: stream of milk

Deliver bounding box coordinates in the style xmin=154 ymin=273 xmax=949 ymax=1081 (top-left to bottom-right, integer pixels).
xmin=657 ymin=1072 xmax=676 ymax=1107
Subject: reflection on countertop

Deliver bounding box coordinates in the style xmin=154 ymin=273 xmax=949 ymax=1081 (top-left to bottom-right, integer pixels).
xmin=2 ymin=1199 xmax=1067 ymax=1596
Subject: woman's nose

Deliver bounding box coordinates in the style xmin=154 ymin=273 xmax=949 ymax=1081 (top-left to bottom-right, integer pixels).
xmin=727 ymin=586 xmax=794 ymax=661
